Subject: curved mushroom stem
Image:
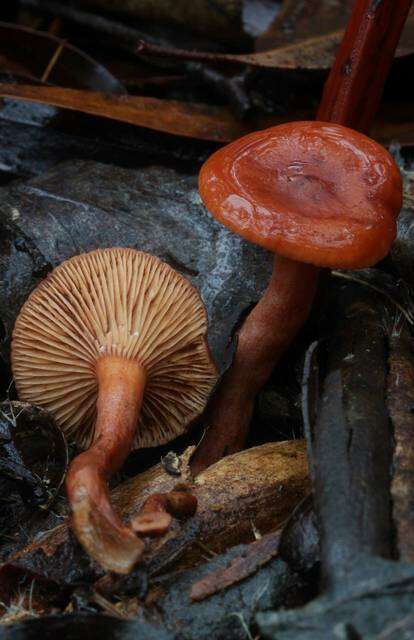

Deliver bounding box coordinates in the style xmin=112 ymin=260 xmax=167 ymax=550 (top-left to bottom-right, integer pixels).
xmin=191 ymin=255 xmax=319 ymax=475
xmin=66 ymin=356 xmax=146 ymax=574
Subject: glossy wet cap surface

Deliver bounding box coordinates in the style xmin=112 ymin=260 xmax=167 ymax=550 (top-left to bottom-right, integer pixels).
xmin=199 ymin=121 xmax=402 ymax=268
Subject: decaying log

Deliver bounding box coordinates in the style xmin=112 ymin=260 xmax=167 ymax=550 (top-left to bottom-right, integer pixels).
xmin=387 ymin=329 xmax=414 ymax=562
xmin=0 ymin=441 xmax=310 ymax=595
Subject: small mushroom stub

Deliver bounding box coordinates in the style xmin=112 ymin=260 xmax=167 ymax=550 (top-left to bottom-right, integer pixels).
xmin=191 ymin=121 xmax=402 ymax=473
xmin=12 ymin=248 xmax=217 ymax=573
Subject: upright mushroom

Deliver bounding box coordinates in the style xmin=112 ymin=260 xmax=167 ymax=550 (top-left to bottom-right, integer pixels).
xmin=192 ymin=120 xmax=402 ymax=473
xmin=12 ymin=248 xmax=217 ymax=573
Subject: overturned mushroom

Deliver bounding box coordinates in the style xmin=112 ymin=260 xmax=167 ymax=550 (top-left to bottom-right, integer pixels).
xmin=11 ymin=248 xmax=217 ymax=573
xmin=192 ymin=121 xmax=402 ymax=472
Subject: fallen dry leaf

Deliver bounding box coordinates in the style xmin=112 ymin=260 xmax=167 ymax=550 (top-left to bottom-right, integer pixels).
xmin=137 ymin=6 xmax=414 ymax=70
xmin=255 ymin=0 xmax=354 ymax=52
xmin=0 ymin=83 xmax=247 ymax=142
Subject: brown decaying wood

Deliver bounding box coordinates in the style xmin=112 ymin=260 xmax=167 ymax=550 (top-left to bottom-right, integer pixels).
xmin=317 ymin=0 xmax=413 ymax=131
xmin=387 ymin=332 xmax=414 ymax=563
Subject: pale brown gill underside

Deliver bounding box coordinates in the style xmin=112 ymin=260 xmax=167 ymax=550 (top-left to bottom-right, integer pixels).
xmin=12 ymin=248 xmax=217 ymax=449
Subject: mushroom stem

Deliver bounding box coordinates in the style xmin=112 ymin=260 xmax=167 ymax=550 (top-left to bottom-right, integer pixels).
xmin=66 ymin=356 xmax=147 ymax=574
xmin=191 ymin=255 xmax=319 ymax=475
xmin=316 ymin=0 xmax=412 ymax=133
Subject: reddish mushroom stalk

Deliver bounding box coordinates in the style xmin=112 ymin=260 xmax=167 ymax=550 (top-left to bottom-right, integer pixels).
xmin=317 ymin=0 xmax=412 ymax=131
xmin=192 ymin=256 xmax=319 ymax=471
xmin=66 ymin=358 xmax=146 ymax=556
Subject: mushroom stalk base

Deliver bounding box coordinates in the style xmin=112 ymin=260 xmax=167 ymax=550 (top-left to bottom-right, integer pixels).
xmin=191 ymin=255 xmax=319 ymax=475
xmin=66 ymin=356 xmax=146 ymax=574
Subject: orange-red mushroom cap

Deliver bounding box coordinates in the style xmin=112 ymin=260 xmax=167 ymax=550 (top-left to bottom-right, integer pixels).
xmin=199 ymin=121 xmax=402 ymax=269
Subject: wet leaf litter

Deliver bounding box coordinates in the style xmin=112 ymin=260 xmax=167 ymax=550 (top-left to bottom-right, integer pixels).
xmin=1 ymin=1 xmax=414 ymax=638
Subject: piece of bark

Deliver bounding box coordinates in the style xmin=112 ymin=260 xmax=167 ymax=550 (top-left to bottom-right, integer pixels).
xmin=189 ymin=530 xmax=281 ymax=602
xmin=312 ymin=284 xmax=393 ymax=592
xmin=0 ymin=441 xmax=310 ymax=593
xmin=0 ymin=98 xmax=216 ymax=184
xmin=387 ymin=330 xmax=414 ymax=562
xmin=1 ymin=543 xmax=305 ymax=640
xmin=258 ymin=555 xmax=414 ymax=640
